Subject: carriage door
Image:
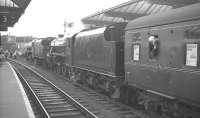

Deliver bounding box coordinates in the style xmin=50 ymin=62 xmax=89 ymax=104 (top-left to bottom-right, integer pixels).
xmin=146 ymin=29 xmax=161 ymax=81
xmin=131 ymin=32 xmax=141 ymax=62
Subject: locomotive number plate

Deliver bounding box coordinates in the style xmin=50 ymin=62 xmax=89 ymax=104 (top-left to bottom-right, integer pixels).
xmin=186 ymin=44 xmax=198 ymax=66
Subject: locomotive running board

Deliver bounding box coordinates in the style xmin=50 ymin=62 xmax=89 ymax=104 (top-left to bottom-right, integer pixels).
xmin=72 ymin=65 xmax=123 ymax=79
xmin=146 ymin=90 xmax=175 ymax=100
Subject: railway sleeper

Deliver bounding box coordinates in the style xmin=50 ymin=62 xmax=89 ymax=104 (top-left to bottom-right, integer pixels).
xmin=49 ymin=111 xmax=82 ymax=118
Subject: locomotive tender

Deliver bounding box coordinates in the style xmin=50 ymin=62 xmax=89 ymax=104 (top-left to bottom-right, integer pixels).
xmin=71 ymin=23 xmax=126 ymax=97
xmin=31 ymin=3 xmax=200 ymax=118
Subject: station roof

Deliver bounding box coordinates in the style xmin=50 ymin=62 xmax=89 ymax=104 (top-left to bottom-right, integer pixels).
xmin=0 ymin=0 xmax=31 ymax=31
xmin=82 ymin=0 xmax=200 ymax=27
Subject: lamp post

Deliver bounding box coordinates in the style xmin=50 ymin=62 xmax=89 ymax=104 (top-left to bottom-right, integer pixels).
xmin=64 ymin=19 xmax=74 ymax=36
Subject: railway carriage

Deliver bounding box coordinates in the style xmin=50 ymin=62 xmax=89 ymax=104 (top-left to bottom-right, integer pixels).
xmin=124 ymin=3 xmax=200 ymax=118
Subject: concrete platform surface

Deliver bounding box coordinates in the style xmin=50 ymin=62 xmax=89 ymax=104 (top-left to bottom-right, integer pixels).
xmin=0 ymin=61 xmax=35 ymax=118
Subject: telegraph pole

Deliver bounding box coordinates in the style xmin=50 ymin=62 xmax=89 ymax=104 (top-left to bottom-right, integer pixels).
xmin=64 ymin=19 xmax=74 ymax=36
xmin=64 ymin=19 xmax=67 ymax=36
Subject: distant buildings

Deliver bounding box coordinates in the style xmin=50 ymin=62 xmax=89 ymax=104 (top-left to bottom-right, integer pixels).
xmin=1 ymin=35 xmax=34 ymax=53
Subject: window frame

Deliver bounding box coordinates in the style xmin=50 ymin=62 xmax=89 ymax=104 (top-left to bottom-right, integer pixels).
xmin=148 ymin=35 xmax=159 ymax=59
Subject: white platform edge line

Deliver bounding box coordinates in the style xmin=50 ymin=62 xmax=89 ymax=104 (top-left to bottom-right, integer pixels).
xmin=7 ymin=62 xmax=35 ymax=118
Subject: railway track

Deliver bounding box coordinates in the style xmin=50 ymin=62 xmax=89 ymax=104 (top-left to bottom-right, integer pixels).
xmin=10 ymin=59 xmax=150 ymax=118
xmin=73 ymin=85 xmax=144 ymax=118
xmin=10 ymin=60 xmax=98 ymax=118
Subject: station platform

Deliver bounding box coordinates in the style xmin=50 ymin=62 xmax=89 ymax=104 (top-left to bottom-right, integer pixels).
xmin=0 ymin=61 xmax=35 ymax=118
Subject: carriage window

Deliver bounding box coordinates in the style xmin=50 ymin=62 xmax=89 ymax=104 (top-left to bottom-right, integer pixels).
xmin=132 ymin=44 xmax=140 ymax=61
xmin=149 ymin=35 xmax=159 ymax=59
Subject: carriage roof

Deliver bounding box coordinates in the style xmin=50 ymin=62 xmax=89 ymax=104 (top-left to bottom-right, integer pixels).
xmin=126 ymin=3 xmax=200 ymax=30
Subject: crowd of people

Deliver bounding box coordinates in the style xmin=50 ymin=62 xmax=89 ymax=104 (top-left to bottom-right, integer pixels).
xmin=0 ymin=48 xmax=18 ymax=61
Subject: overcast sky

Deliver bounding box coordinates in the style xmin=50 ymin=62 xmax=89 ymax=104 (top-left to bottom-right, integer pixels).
xmin=7 ymin=0 xmax=129 ymax=37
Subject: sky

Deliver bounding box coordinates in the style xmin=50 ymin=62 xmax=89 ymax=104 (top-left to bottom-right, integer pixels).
xmin=7 ymin=0 xmax=129 ymax=37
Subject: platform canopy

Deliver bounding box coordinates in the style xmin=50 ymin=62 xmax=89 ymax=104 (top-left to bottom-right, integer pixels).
xmin=82 ymin=0 xmax=200 ymax=27
xmin=0 ymin=0 xmax=31 ymax=31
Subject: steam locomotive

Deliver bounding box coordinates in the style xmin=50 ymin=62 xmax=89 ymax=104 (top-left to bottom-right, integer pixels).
xmin=31 ymin=3 xmax=200 ymax=118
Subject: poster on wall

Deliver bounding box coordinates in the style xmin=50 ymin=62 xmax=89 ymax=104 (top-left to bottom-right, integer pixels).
xmin=186 ymin=44 xmax=198 ymax=66
xmin=133 ymin=44 xmax=140 ymax=61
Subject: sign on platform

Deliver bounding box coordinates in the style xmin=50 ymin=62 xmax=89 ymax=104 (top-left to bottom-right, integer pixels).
xmin=0 ymin=15 xmax=8 ymax=24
